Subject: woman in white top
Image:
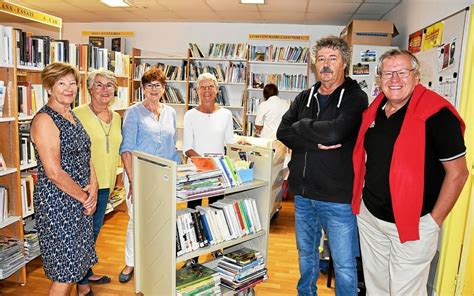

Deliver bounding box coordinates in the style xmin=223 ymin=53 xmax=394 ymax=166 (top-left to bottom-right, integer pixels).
xmin=183 ymin=73 xmax=234 ymax=157
xmin=255 ymin=83 xmax=290 ymax=138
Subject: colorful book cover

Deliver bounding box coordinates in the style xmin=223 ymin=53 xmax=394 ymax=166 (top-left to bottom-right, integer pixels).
xmin=224 ymin=247 xmax=260 ymax=265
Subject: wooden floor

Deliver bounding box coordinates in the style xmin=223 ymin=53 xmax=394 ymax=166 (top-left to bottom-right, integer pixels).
xmin=2 ymin=197 xmax=335 ymax=295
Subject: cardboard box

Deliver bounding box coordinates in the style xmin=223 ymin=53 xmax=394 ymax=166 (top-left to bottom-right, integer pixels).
xmin=340 ymin=20 xmax=399 ymax=46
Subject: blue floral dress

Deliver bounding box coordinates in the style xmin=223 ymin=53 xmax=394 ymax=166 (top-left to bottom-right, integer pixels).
xmin=32 ymin=105 xmax=98 ymax=282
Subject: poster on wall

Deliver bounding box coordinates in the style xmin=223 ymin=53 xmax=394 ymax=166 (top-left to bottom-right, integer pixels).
xmin=352 ymin=64 xmax=370 ymax=75
xmin=360 ymin=50 xmax=376 ymax=62
xmin=408 ymin=30 xmax=423 ymax=53
xmin=422 ymin=22 xmax=444 ymax=51
xmin=438 ymin=43 xmax=450 ymax=71
xmin=89 ymin=36 xmax=105 ymax=48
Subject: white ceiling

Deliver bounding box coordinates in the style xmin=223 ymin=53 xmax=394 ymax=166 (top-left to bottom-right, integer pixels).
xmin=4 ymin=0 xmax=401 ymax=25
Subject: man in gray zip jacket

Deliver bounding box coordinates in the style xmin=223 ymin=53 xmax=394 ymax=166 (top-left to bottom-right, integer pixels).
xmin=277 ymin=36 xmax=368 ymax=296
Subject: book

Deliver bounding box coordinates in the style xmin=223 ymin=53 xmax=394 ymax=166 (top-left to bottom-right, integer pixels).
xmin=176 ymin=263 xmax=218 ymax=288
xmin=224 ymin=247 xmax=261 ymax=265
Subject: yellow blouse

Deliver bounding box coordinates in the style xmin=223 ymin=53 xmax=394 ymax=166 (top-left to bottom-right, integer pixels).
xmin=73 ymin=104 xmax=122 ymax=191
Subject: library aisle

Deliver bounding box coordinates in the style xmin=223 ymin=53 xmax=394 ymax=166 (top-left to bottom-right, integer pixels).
xmin=1 ymin=197 xmax=335 ymax=295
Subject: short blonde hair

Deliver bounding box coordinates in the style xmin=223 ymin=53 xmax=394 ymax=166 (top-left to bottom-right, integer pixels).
xmin=41 ymin=62 xmax=80 ymax=91
xmin=87 ymin=68 xmax=117 ymax=94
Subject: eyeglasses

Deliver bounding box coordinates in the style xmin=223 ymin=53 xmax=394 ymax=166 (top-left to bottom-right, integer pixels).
xmin=93 ymin=82 xmax=115 ymax=90
xmin=144 ymin=83 xmax=164 ymax=90
xmin=380 ymin=69 xmax=415 ymax=80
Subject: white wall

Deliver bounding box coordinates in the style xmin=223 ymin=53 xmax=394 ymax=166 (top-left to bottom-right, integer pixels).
xmin=384 ymin=0 xmax=473 ymax=49
xmin=62 ymin=22 xmax=343 ymax=56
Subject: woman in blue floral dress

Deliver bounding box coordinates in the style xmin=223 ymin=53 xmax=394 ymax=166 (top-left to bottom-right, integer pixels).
xmin=31 ymin=63 xmax=98 ymax=296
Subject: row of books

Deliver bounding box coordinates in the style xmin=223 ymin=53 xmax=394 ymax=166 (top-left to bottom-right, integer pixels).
xmin=17 ymin=82 xmax=47 ymax=117
xmin=88 ymin=46 xmax=131 ymax=77
xmin=21 ymin=174 xmax=35 ymax=218
xmin=176 ymin=263 xmax=220 ymax=296
xmin=188 ymin=43 xmax=205 ymax=58
xmin=1 ymin=26 xmax=131 ymax=77
xmin=246 ymin=96 xmax=263 ymax=114
xmin=216 ymin=248 xmax=268 ymax=292
xmin=249 ymin=45 xmax=309 ymax=63
xmin=175 ymin=198 xmax=262 ymax=257
xmin=0 ymin=235 xmax=25 ymax=280
xmin=19 ymin=134 xmax=36 ymax=168
xmin=134 ymin=61 xmax=187 ymax=81
xmin=133 ymin=85 xmax=184 ymax=104
xmin=207 ymin=43 xmax=249 ymax=60
xmin=0 ymin=186 xmax=9 ymax=223
xmin=189 ymin=61 xmax=246 ymax=84
xmin=162 ymin=86 xmax=185 ymax=104
xmin=249 ymin=73 xmax=308 ymax=91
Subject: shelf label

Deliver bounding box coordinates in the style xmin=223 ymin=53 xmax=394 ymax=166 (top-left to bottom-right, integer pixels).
xmin=0 ymin=1 xmax=62 ymax=28
xmin=82 ymin=31 xmax=135 ymax=37
xmin=249 ymin=34 xmax=310 ymax=41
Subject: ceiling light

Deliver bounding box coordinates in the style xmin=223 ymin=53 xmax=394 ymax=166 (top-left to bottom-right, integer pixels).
xmin=240 ymin=0 xmax=265 ymax=4
xmin=100 ymin=0 xmax=133 ymax=7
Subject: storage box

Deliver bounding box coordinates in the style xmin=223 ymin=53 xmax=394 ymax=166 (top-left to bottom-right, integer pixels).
xmin=238 ymin=168 xmax=254 ymax=183
xmin=340 ymin=20 xmax=399 ymax=46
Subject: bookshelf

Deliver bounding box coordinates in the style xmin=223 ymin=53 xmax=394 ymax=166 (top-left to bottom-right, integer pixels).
xmin=132 ymin=143 xmax=273 ymax=295
xmin=246 ymin=42 xmax=311 ymax=136
xmin=1 ymin=6 xmax=132 ymax=284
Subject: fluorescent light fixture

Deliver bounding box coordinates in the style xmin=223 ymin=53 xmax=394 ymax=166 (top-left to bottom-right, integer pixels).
xmin=100 ymin=0 xmax=133 ymax=7
xmin=240 ymin=0 xmax=265 ymax=4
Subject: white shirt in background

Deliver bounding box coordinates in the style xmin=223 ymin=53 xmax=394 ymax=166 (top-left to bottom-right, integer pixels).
xmin=183 ymin=107 xmax=234 ymax=155
xmin=255 ymin=95 xmax=290 ymax=138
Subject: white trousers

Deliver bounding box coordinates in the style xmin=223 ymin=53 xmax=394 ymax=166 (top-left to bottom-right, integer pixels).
xmin=357 ymin=201 xmax=440 ymax=296
xmin=124 ymin=172 xmax=134 ymax=267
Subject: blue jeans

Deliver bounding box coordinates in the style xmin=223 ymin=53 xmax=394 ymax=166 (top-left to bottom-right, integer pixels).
xmin=78 ymin=188 xmax=110 ymax=284
xmin=294 ymin=195 xmax=358 ymax=296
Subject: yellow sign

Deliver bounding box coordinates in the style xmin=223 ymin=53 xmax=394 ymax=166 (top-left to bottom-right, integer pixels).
xmin=249 ymin=34 xmax=310 ymax=41
xmin=0 ymin=1 xmax=62 ymax=28
xmin=82 ymin=31 xmax=135 ymax=37
xmin=422 ymin=22 xmax=444 ymax=51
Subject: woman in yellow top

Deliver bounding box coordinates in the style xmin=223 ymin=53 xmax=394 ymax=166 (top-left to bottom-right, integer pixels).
xmin=74 ymin=69 xmax=122 ymax=290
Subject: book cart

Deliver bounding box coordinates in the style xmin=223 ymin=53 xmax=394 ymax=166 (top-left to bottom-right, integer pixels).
xmin=132 ymin=143 xmax=273 ymax=295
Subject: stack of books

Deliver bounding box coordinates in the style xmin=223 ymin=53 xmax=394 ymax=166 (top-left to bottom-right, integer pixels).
xmin=0 ymin=236 xmax=25 ymax=280
xmin=23 ymin=216 xmax=41 ymax=262
xmin=176 ymin=165 xmax=227 ymax=200
xmin=216 ymin=248 xmax=267 ymax=292
xmin=176 ymin=263 xmax=221 ymax=296
xmin=105 ymin=186 xmax=126 ymax=214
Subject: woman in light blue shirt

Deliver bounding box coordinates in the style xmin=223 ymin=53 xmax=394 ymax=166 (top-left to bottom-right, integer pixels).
xmin=118 ymin=67 xmax=179 ymax=283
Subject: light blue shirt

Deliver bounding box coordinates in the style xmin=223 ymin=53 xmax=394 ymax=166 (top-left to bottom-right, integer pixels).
xmin=120 ymin=103 xmax=180 ymax=163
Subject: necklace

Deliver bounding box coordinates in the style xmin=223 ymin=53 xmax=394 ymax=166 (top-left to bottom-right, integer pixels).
xmin=89 ymin=104 xmax=112 ymax=153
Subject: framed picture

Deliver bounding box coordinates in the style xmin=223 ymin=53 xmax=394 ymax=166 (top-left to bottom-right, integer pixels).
xmin=0 ymin=152 xmax=6 ymax=171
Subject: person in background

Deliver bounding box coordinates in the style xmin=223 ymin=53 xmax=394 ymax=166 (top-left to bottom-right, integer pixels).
xmin=277 ymin=36 xmax=368 ymax=296
xmin=255 ymin=83 xmax=289 ymax=138
xmin=118 ymin=67 xmax=180 ymax=283
xmin=182 ymin=72 xmax=234 ymax=266
xmin=31 ymin=62 xmax=98 ymax=296
xmin=352 ymin=49 xmax=468 ymax=295
xmin=255 ymin=83 xmax=290 ymax=138
xmin=73 ymin=69 xmax=122 ymax=287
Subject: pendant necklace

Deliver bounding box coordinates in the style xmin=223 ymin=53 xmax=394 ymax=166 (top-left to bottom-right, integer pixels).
xmin=90 ymin=104 xmax=112 ymax=153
